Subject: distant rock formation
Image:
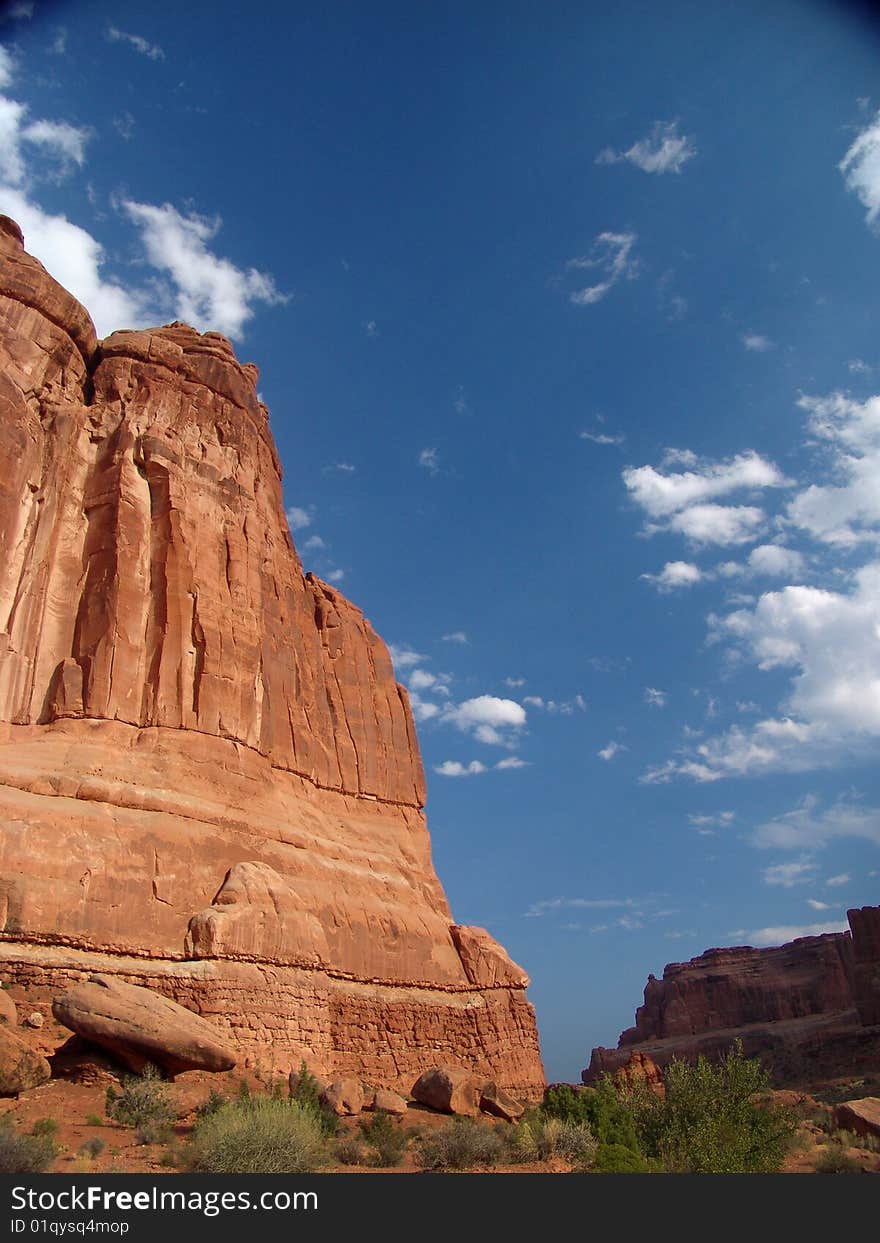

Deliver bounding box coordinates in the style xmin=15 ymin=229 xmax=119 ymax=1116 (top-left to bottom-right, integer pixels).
xmin=0 ymin=217 xmax=545 ymax=1095
xmin=585 ymin=907 xmax=880 ymax=1085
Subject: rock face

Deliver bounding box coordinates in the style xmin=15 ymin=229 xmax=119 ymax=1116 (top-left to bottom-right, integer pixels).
xmin=0 ymin=1022 xmax=51 ymax=1095
xmin=52 ymin=975 xmax=237 ymax=1075
xmin=0 ymin=219 xmax=544 ymax=1096
xmin=833 ymin=1097 xmax=880 ymax=1141
xmin=585 ymin=908 xmax=880 ymax=1086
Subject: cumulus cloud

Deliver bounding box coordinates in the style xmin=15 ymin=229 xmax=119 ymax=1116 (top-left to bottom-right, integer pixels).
xmin=787 ymin=393 xmax=880 ymax=546
xmin=596 ymin=121 xmax=696 ymax=175
xmin=121 ymin=200 xmax=287 ymax=339
xmin=441 ymin=695 xmax=527 ymax=746
xmin=624 ymin=451 xmax=786 ymax=533
xmin=285 ymin=506 xmax=312 ymax=531
xmin=826 ymin=872 xmax=850 ymax=887
xmin=641 ymin=560 xmax=702 ymax=591
xmin=388 ymin=644 xmax=427 ymax=671
xmin=762 ymin=857 xmax=817 ymax=887
xmin=807 ymin=899 xmax=831 ymax=911
xmin=598 ymin=740 xmax=627 ymax=761
xmin=434 ymin=760 xmax=487 ymax=778
xmin=567 ymin=231 xmax=638 ymax=306
xmin=496 ymin=756 xmax=528 ymax=770
xmin=746 ymin=544 xmax=805 ymax=578
xmin=106 ymin=26 xmax=165 ymax=61
xmin=840 ymin=109 xmax=880 ymax=227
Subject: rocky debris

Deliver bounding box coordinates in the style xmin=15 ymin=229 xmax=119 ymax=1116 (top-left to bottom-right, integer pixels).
xmin=24 ymin=1011 xmax=43 ymax=1029
xmin=0 ymin=1023 xmax=51 ymax=1095
xmin=0 ymin=218 xmax=545 ymax=1098
xmin=585 ymin=908 xmax=880 ymax=1085
xmin=371 ymin=1087 xmax=408 ymax=1115
xmin=411 ymin=1066 xmax=482 ymax=1117
xmin=612 ymin=1051 xmax=665 ymax=1098
xmin=319 ymin=1078 xmax=365 ymax=1116
xmin=479 ymin=1081 xmax=524 ymax=1121
xmin=49 ymin=1036 xmax=122 ymax=1087
xmin=833 ymin=1097 xmax=880 ymax=1141
xmin=0 ymin=990 xmax=16 ymax=1026
xmin=52 ymin=975 xmax=237 ymax=1076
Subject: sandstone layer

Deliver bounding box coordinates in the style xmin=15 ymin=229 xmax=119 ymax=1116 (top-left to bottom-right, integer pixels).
xmin=585 ymin=908 xmax=880 ymax=1085
xmin=0 ymin=218 xmax=544 ymax=1095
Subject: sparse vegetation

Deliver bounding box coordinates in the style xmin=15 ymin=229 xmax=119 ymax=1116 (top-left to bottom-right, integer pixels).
xmin=183 ymin=1095 xmax=330 ymax=1174
xmin=813 ymin=1145 xmax=864 ymax=1174
xmin=78 ymin=1137 xmax=105 ymax=1160
xmin=30 ymin=1117 xmax=59 ymax=1140
xmin=415 ymin=1116 xmax=505 ymax=1170
xmin=288 ymin=1062 xmax=338 ymax=1137
xmin=334 ymin=1133 xmax=365 ymax=1165
xmin=105 ymin=1066 xmax=176 ymax=1140
xmin=85 ymin=1113 xmax=104 ymax=1127
xmin=358 ymin=1110 xmax=408 ymax=1167
xmin=0 ymin=1115 xmax=57 ymax=1173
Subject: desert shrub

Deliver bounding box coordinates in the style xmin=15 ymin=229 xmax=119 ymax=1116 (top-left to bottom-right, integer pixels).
xmin=78 ymin=1137 xmax=105 ymax=1159
xmin=506 ymin=1117 xmax=539 ymax=1162
xmin=0 ymin=1116 xmax=56 ymax=1173
xmin=633 ymin=1043 xmax=797 ymax=1174
xmin=592 ymin=1142 xmax=651 ymax=1173
xmin=334 ymin=1133 xmax=365 ymax=1165
xmin=183 ymin=1096 xmax=330 ymax=1174
xmin=105 ymin=1066 xmax=175 ymax=1137
xmin=195 ymin=1089 xmax=228 ymax=1119
xmin=415 ymin=1117 xmax=504 ymax=1171
xmin=31 ymin=1117 xmax=59 ymax=1140
xmin=543 ymin=1079 xmax=641 ymax=1152
xmin=555 ymin=1120 xmax=598 ymax=1169
xmin=288 ymin=1062 xmax=337 ymax=1137
xmin=813 ymin=1145 xmax=864 ymax=1174
xmin=85 ymin=1113 xmax=103 ymax=1127
xmin=358 ymin=1110 xmax=408 ymax=1167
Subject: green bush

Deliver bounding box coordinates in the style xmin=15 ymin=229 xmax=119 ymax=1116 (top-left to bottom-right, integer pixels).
xmin=183 ymin=1096 xmax=330 ymax=1174
xmin=543 ymin=1079 xmax=641 ymax=1151
xmin=105 ymin=1066 xmax=175 ymax=1138
xmin=195 ymin=1089 xmax=228 ymax=1119
xmin=358 ymin=1110 xmax=408 ymax=1167
xmin=31 ymin=1118 xmax=59 ymax=1140
xmin=813 ymin=1145 xmax=864 ymax=1174
xmin=78 ymin=1137 xmax=105 ymax=1160
xmin=334 ymin=1133 xmax=365 ymax=1165
xmin=0 ymin=1116 xmax=56 ymax=1173
xmin=592 ymin=1142 xmax=651 ymax=1173
xmin=416 ymin=1117 xmax=504 ymax=1171
xmin=634 ymin=1043 xmax=797 ymax=1174
xmin=288 ymin=1062 xmax=338 ymax=1137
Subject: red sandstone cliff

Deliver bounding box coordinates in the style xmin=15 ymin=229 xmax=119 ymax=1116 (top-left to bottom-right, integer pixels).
xmin=0 ymin=217 xmax=545 ymax=1094
xmin=584 ymin=908 xmax=880 ymax=1085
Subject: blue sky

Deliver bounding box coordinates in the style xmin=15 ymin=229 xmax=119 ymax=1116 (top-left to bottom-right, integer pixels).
xmin=2 ymin=0 xmax=880 ymax=1080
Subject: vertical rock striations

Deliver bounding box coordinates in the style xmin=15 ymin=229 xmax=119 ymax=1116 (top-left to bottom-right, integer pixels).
xmin=0 ymin=219 xmax=544 ymax=1095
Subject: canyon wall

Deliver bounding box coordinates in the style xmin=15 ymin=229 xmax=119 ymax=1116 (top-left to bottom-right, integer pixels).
xmin=585 ymin=908 xmax=880 ymax=1085
xmin=0 ymin=217 xmax=545 ymax=1095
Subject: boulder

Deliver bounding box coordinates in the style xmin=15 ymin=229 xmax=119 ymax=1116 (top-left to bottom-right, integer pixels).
xmin=479 ymin=1081 xmax=524 ymax=1121
xmin=52 ymin=975 xmax=236 ymax=1076
xmin=0 ymin=1024 xmax=51 ymax=1095
xmin=24 ymin=1012 xmax=44 ymax=1029
xmin=833 ymin=1097 xmax=880 ymax=1141
xmin=319 ymin=1078 xmax=365 ymax=1116
xmin=371 ymin=1088 xmax=408 ymax=1116
xmin=412 ymin=1066 xmax=481 ymax=1117
xmin=0 ymin=990 xmax=16 ymax=1026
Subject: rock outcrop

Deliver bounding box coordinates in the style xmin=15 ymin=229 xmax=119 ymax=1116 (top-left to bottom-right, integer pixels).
xmin=0 ymin=219 xmax=544 ymax=1096
xmin=585 ymin=908 xmax=880 ymax=1086
xmin=411 ymin=1065 xmax=482 ymax=1116
xmin=0 ymin=1022 xmax=51 ymax=1095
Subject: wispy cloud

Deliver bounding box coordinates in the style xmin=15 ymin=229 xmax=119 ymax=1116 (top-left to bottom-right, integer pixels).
xmin=840 ymin=108 xmax=880 ymax=227
xmin=106 ymin=26 xmax=165 ymax=61
xmin=826 ymin=872 xmax=850 ymax=887
xmin=566 ymin=231 xmax=638 ymax=306
xmin=741 ymin=333 xmax=775 ymax=352
xmin=285 ymin=506 xmax=312 ymax=531
xmin=596 ymin=120 xmax=696 ymax=175
xmin=525 ymin=896 xmax=635 ymax=918
xmin=752 ymin=794 xmax=880 ymax=850
xmin=644 ymin=687 xmax=667 ymax=708
xmin=418 ymin=447 xmax=440 ymax=475
xmin=739 ymin=921 xmax=849 ymax=947
xmin=598 ymin=740 xmax=627 ymax=761
xmin=441 ymin=631 xmax=468 ymax=644
xmin=762 ymin=857 xmax=817 ymax=887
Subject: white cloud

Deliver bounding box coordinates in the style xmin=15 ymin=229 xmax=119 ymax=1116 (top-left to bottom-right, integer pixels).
xmin=567 ymin=231 xmax=638 ymax=306
xmin=526 ymin=897 xmax=634 ymax=918
xmin=114 ymin=112 xmax=135 ymax=142
xmin=434 ymin=760 xmax=487 ymax=778
xmin=787 ymin=393 xmax=880 ymax=546
xmin=741 ymin=921 xmax=849 ymax=947
xmin=642 ymin=560 xmax=702 ymax=591
xmin=106 ymin=26 xmax=165 ymax=61
xmin=644 ymin=687 xmax=667 ymax=708
xmin=441 ymin=631 xmax=468 ymax=644
xmin=496 ymin=756 xmax=529 ymax=770
xmin=624 ymin=450 xmax=786 ymax=519
xmin=50 ymin=28 xmax=67 ymax=56
xmin=0 ymin=46 xmax=15 ymax=89
xmin=580 ymin=430 xmax=624 ymax=446
xmin=504 ymin=676 xmax=525 ymax=688
xmin=364 ymin=320 xmax=378 ymax=338
xmin=688 ymin=810 xmax=734 ymax=834
xmin=388 ymin=644 xmax=427 ymax=671
xmin=598 ymin=740 xmax=627 ymax=761
xmin=418 ymin=447 xmax=439 ymax=475
xmin=807 ymin=899 xmax=831 ymax=911
xmin=667 ymin=503 xmax=765 ymax=545
xmin=285 ymin=506 xmax=312 ymax=531
xmin=324 ymin=461 xmax=356 ymax=474
xmin=840 ymin=109 xmax=880 ymax=227
xmin=746 ymin=544 xmax=805 ymax=578
xmin=22 ymin=118 xmax=90 ymax=174
xmin=408 ymin=691 xmax=440 ymax=722
xmin=752 ymin=794 xmax=880 ymax=850
xmin=121 ymin=200 xmax=287 ymax=339
xmin=409 ymin=669 xmax=450 ymax=696
xmin=741 ymin=333 xmax=775 ymax=352
xmin=522 ymin=694 xmax=585 ymax=715
xmin=302 ymin=535 xmax=326 ymax=551
xmin=325 ymin=568 xmax=345 ymax=584
xmin=441 ymin=695 xmax=526 ymax=746
xmin=596 ymin=121 xmax=696 ymax=175
xmin=826 ymin=872 xmax=850 ymax=887
xmin=848 ymin=358 xmax=871 ymax=375
xmin=762 ymin=857 xmax=817 ymax=887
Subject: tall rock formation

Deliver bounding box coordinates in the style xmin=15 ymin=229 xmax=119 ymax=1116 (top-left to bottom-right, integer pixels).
xmin=585 ymin=908 xmax=880 ymax=1085
xmin=0 ymin=218 xmax=544 ymax=1094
